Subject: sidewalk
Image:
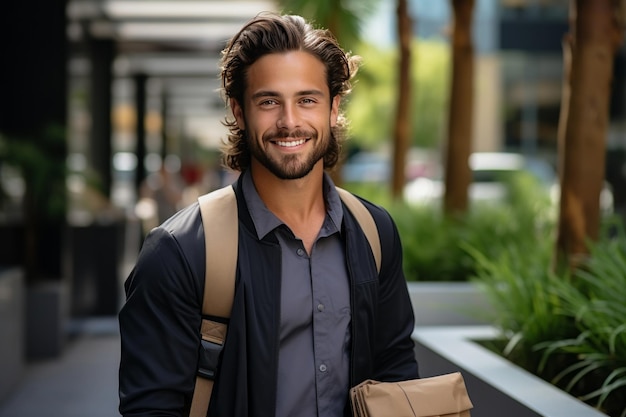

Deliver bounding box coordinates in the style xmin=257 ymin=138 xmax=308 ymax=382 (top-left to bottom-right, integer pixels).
xmin=0 ymin=215 xmax=143 ymax=417
xmin=0 ymin=317 xmax=121 ymax=417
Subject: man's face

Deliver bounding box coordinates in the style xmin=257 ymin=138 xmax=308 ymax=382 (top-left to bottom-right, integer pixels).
xmin=231 ymin=51 xmax=340 ymax=180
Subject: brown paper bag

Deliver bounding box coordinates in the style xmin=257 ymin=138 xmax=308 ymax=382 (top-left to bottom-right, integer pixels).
xmin=350 ymin=372 xmax=473 ymax=417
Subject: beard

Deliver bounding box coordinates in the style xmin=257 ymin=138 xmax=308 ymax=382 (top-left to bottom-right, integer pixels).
xmin=249 ymin=128 xmax=330 ymax=180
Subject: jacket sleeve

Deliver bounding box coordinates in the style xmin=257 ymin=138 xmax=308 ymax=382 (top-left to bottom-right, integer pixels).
xmin=371 ymin=208 xmax=420 ymax=382
xmin=118 ymin=225 xmax=204 ymax=416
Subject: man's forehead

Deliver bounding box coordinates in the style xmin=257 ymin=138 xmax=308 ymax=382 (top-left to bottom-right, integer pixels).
xmin=244 ymin=52 xmax=329 ymax=96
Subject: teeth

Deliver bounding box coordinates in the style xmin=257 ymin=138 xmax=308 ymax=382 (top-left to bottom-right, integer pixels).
xmin=276 ymin=139 xmax=306 ymax=147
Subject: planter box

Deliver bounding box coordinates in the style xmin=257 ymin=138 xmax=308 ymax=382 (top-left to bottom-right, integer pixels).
xmin=67 ymin=220 xmax=126 ymax=317
xmin=0 ymin=267 xmax=24 ymax=403
xmin=408 ymin=281 xmax=493 ymax=326
xmin=412 ymin=325 xmax=608 ymax=417
xmin=25 ymin=280 xmax=69 ymax=359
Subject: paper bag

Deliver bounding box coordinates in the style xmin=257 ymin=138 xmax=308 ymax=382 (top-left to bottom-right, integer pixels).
xmin=350 ymin=372 xmax=473 ymax=417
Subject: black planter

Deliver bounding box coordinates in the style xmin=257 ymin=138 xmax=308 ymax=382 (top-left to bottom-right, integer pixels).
xmin=25 ymin=280 xmax=68 ymax=359
xmin=67 ymin=220 xmax=125 ymax=317
xmin=0 ymin=267 xmax=24 ymax=401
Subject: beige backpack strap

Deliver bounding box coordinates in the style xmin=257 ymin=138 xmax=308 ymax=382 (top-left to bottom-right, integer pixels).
xmin=189 ymin=185 xmax=238 ymax=417
xmin=335 ymin=187 xmax=382 ymax=274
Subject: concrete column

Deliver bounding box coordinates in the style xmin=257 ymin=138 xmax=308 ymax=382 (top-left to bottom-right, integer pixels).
xmin=88 ymin=37 xmax=114 ymax=198
xmin=134 ymin=73 xmax=148 ymax=191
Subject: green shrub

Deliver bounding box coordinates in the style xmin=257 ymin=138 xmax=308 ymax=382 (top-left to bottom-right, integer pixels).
xmin=469 ymin=217 xmax=626 ymax=417
xmin=536 ymin=219 xmax=626 ymax=417
xmin=467 ymin=232 xmax=573 ymax=372
xmin=390 ymin=202 xmax=474 ymax=281
xmin=346 ymin=170 xmax=555 ymax=281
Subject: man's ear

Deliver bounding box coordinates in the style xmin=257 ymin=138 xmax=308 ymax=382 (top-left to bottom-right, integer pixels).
xmin=330 ymin=95 xmax=341 ymax=128
xmin=230 ymin=98 xmax=245 ymax=130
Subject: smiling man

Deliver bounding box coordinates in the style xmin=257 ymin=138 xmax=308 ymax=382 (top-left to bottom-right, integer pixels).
xmin=239 ymin=51 xmax=337 ymax=181
xmin=118 ymin=13 xmax=419 ymax=417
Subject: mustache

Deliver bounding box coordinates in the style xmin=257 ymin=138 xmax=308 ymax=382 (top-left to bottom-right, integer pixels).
xmin=264 ymin=129 xmax=317 ymax=141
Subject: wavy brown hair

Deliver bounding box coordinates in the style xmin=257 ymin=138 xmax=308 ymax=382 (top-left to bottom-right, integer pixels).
xmin=219 ymin=12 xmax=361 ymax=172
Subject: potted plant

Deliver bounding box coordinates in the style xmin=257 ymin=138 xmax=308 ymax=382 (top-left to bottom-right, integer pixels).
xmin=0 ymin=125 xmax=69 ymax=359
xmin=455 ymin=218 xmax=626 ymax=416
xmin=413 ymin=325 xmax=610 ymax=417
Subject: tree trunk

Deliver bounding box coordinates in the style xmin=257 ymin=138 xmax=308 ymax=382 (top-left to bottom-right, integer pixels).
xmin=555 ymin=0 xmax=625 ymax=270
xmin=391 ymin=0 xmax=413 ymax=199
xmin=443 ymin=0 xmax=475 ymax=216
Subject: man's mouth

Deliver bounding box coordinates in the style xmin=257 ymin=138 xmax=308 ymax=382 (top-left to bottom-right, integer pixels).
xmin=274 ymin=138 xmax=307 ymax=147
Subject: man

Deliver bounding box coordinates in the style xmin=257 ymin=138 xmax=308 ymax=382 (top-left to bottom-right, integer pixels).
xmin=118 ymin=12 xmax=419 ymax=417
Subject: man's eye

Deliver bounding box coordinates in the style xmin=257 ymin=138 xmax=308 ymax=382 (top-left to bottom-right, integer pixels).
xmin=301 ymin=98 xmax=315 ymax=104
xmin=260 ymin=99 xmax=278 ymax=106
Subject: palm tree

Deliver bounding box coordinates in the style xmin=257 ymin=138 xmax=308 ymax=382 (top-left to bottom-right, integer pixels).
xmin=443 ymin=0 xmax=475 ymax=216
xmin=278 ymin=0 xmax=377 ymax=48
xmin=555 ymin=0 xmax=625 ymax=270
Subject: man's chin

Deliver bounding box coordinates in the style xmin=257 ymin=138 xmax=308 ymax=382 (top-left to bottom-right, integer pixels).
xmin=271 ymin=166 xmax=313 ymax=180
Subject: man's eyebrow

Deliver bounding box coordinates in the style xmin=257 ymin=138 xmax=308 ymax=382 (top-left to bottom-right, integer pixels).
xmin=297 ymin=89 xmax=325 ymax=97
xmin=250 ymin=89 xmax=325 ymax=100
xmin=251 ymin=90 xmax=279 ymax=100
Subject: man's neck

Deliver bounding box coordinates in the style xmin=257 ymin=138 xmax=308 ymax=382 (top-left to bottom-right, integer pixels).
xmin=250 ymin=162 xmax=327 ymax=253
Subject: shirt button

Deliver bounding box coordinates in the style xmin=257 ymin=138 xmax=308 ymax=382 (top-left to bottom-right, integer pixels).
xmin=319 ymin=364 xmax=327 ymax=372
xmin=296 ymin=248 xmax=305 ymax=256
xmin=317 ymin=304 xmax=324 ymax=312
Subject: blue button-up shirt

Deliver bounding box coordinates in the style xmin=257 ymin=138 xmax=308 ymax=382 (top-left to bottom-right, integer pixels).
xmin=242 ymin=171 xmax=349 ymax=417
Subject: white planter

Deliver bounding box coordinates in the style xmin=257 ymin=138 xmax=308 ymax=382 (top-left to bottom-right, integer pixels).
xmin=412 ymin=326 xmax=608 ymax=417
xmin=408 ymin=281 xmax=493 ymax=326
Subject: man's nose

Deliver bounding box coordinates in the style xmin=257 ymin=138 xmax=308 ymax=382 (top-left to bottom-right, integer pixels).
xmin=277 ymin=104 xmax=299 ymax=130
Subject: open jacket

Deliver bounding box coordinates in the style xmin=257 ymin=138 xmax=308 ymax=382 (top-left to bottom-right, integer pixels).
xmin=119 ymin=175 xmax=419 ymax=417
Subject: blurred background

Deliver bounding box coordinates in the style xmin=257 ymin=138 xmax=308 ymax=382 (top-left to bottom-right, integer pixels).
xmin=0 ymin=0 xmax=624 ymax=416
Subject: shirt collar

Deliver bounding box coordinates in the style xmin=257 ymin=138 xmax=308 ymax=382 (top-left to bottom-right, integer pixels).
xmin=242 ymin=170 xmax=344 ymax=240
